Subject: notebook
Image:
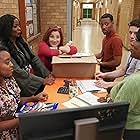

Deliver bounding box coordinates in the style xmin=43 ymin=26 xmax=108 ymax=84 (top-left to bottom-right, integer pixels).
xmin=76 ymin=80 xmax=106 ymax=93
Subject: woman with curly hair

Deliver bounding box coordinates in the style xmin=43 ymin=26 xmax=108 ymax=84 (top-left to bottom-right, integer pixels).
xmin=0 ymin=14 xmax=55 ymax=97
xmin=38 ymin=25 xmax=77 ymax=71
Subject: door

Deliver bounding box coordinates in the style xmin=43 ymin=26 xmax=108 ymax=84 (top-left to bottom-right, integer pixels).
xmin=83 ymin=9 xmax=92 ymax=18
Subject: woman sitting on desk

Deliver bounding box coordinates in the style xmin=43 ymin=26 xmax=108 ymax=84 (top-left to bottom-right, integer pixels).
xmin=0 ymin=14 xmax=55 ymax=97
xmin=38 ymin=25 xmax=77 ymax=71
xmin=0 ymin=47 xmax=48 ymax=140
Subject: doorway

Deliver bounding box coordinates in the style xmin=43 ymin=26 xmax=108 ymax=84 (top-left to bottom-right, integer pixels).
xmin=83 ymin=9 xmax=92 ymax=18
xmin=83 ymin=3 xmax=93 ymax=19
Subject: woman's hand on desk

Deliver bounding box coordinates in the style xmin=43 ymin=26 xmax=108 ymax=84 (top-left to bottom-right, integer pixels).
xmin=44 ymin=73 xmax=55 ymax=85
xmin=33 ymin=92 xmax=48 ymax=102
xmin=59 ymin=46 xmax=70 ymax=54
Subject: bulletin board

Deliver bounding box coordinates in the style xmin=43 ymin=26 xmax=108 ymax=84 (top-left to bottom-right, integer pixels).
xmin=25 ymin=0 xmax=40 ymax=39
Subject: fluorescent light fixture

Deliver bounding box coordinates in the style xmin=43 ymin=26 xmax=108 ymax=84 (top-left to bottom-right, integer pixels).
xmin=118 ymin=0 xmax=122 ymax=3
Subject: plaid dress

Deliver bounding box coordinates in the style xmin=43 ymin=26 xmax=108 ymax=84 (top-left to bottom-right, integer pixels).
xmin=0 ymin=77 xmax=20 ymax=140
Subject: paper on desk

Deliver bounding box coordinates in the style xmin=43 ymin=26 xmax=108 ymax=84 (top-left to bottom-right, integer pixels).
xmin=77 ymin=92 xmax=101 ymax=105
xmin=59 ymin=53 xmax=94 ymax=58
xmin=62 ymin=92 xmax=101 ymax=108
xmin=76 ymin=80 xmax=106 ymax=93
xmin=72 ymin=52 xmax=94 ymax=57
xmin=62 ymin=100 xmax=79 ymax=108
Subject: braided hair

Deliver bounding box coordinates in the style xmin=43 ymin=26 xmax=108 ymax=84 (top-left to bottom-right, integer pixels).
xmin=0 ymin=14 xmax=34 ymax=67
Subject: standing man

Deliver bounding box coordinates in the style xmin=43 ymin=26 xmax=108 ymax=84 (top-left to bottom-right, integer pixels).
xmin=95 ymin=13 xmax=123 ymax=82
xmin=95 ymin=19 xmax=140 ymax=89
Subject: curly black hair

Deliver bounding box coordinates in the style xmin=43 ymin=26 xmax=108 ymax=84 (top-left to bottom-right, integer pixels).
xmin=0 ymin=14 xmax=16 ymax=40
xmin=0 ymin=14 xmax=34 ymax=67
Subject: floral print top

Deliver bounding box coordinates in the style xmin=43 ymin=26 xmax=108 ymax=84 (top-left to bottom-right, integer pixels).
xmin=0 ymin=77 xmax=20 ymax=140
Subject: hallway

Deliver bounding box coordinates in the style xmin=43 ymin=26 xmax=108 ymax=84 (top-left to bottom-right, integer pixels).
xmin=72 ymin=19 xmax=103 ymax=54
xmin=72 ymin=18 xmax=129 ymax=78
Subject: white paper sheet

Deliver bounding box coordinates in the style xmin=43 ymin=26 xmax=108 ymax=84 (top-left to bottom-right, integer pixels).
xmin=62 ymin=92 xmax=103 ymax=108
xmin=76 ymin=80 xmax=106 ymax=93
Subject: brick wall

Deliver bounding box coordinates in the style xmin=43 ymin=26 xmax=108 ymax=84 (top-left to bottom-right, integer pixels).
xmin=0 ymin=0 xmax=19 ymax=17
xmin=40 ymin=0 xmax=67 ymax=44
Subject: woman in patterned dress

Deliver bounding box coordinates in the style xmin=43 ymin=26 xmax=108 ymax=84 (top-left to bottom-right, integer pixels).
xmin=0 ymin=47 xmax=48 ymax=139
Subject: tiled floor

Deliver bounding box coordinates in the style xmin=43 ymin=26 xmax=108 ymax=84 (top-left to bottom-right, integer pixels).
xmin=72 ymin=18 xmax=129 ymax=79
xmin=72 ymin=19 xmax=103 ymax=54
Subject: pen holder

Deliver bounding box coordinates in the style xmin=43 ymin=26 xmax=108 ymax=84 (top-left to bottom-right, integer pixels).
xmin=69 ymin=84 xmax=78 ymax=98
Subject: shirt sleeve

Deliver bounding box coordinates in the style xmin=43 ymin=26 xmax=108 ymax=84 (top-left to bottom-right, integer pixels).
xmin=68 ymin=45 xmax=77 ymax=55
xmin=111 ymin=75 xmax=140 ymax=112
xmin=25 ymin=42 xmax=50 ymax=77
xmin=12 ymin=58 xmax=45 ymax=96
xmin=38 ymin=41 xmax=59 ymax=57
xmin=112 ymin=37 xmax=123 ymax=57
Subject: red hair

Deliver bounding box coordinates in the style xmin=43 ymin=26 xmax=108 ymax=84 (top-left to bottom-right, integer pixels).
xmin=43 ymin=25 xmax=64 ymax=47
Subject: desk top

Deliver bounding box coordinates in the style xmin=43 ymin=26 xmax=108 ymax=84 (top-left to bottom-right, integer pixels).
xmin=44 ymin=78 xmax=107 ymax=109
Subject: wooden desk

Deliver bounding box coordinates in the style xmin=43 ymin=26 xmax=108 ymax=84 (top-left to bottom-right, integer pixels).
xmin=44 ymin=78 xmax=107 ymax=109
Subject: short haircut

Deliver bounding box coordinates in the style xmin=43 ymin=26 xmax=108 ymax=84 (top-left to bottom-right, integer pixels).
xmin=128 ymin=19 xmax=140 ymax=28
xmin=0 ymin=44 xmax=8 ymax=53
xmin=136 ymin=29 xmax=140 ymax=41
xmin=100 ymin=13 xmax=114 ymax=22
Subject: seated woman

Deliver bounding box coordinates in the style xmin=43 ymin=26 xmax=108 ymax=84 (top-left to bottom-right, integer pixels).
xmin=38 ymin=25 xmax=77 ymax=71
xmin=0 ymin=14 xmax=55 ymax=97
xmin=0 ymin=47 xmax=48 ymax=140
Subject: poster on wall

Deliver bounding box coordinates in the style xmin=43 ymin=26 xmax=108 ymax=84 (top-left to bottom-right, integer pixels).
xmin=25 ymin=0 xmax=40 ymax=39
xmin=26 ymin=6 xmax=33 ymax=21
xmin=26 ymin=0 xmax=32 ymax=5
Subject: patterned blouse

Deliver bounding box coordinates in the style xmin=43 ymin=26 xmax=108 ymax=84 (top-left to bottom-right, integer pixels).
xmin=0 ymin=77 xmax=20 ymax=140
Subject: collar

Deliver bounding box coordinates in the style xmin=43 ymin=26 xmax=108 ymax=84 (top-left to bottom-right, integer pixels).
xmin=106 ymin=30 xmax=116 ymax=38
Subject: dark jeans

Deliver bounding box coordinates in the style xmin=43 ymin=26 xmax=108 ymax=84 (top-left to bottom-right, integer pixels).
xmin=123 ymin=129 xmax=140 ymax=140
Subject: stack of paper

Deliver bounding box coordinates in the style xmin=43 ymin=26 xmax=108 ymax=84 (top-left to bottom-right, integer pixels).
xmin=62 ymin=92 xmax=104 ymax=108
xmin=59 ymin=53 xmax=94 ymax=58
xmin=76 ymin=80 xmax=106 ymax=93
